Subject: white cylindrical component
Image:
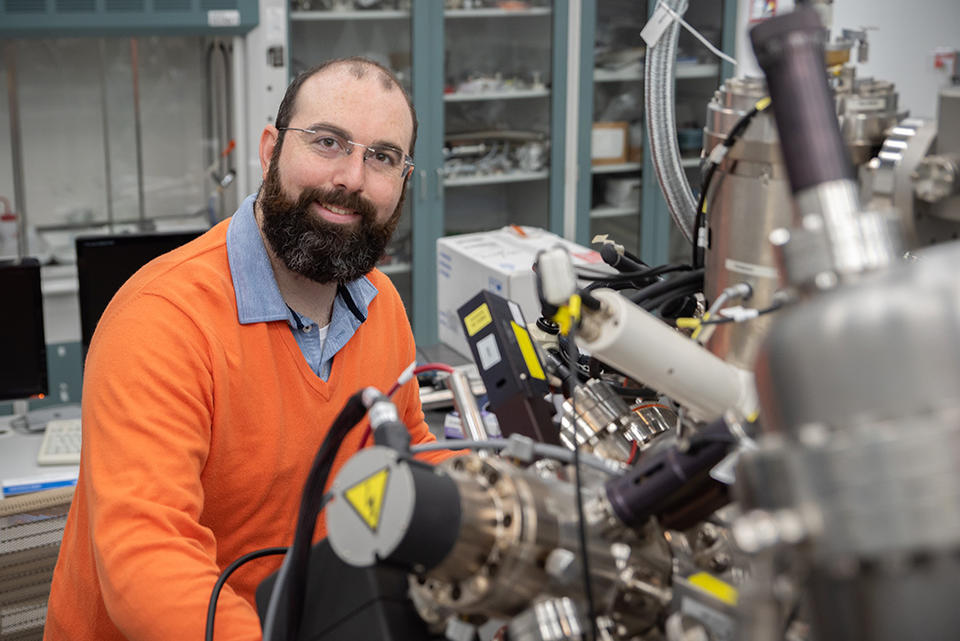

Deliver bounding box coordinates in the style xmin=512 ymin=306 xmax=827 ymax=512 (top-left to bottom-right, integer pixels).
xmin=578 ymin=289 xmax=756 ymax=423
xmin=536 ymin=246 xmax=577 ymax=306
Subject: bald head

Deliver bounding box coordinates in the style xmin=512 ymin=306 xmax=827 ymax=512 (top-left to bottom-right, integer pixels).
xmin=274 ymin=57 xmax=418 ymax=153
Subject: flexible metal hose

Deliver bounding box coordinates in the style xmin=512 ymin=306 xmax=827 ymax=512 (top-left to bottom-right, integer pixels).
xmin=645 ymin=0 xmax=698 ymax=243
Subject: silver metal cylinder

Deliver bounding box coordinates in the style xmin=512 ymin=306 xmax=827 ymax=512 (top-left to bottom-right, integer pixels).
xmin=446 ymin=370 xmax=490 ymax=446
xmin=557 ymin=380 xmax=672 ymax=463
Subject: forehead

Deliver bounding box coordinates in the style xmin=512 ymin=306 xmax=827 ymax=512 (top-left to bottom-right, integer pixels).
xmin=292 ymin=66 xmax=414 ymax=151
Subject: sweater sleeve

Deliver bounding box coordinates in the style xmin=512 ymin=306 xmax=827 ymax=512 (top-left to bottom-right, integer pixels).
xmin=80 ymin=291 xmax=263 ymax=641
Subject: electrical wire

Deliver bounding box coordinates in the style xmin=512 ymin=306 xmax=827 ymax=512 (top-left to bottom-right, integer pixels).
xmin=361 ymin=362 xmax=458 ymax=448
xmin=580 ymin=263 xmax=691 ymax=288
xmin=409 ymin=439 xmax=621 ymax=476
xmin=640 ymin=282 xmax=703 ymax=313
xmin=692 ymin=96 xmax=771 ymax=269
xmin=675 ymin=298 xmax=785 ymax=333
xmin=204 ymin=546 xmax=287 ymax=641
xmin=282 ymin=392 xmax=369 ymax=640
xmin=699 ymin=300 xmax=784 ymax=325
xmin=567 ymin=315 xmax=598 ymax=641
xmin=629 ymin=269 xmax=704 ymax=306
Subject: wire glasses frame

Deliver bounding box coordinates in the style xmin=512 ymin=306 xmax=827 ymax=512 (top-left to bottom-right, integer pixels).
xmin=278 ymin=126 xmax=415 ymax=180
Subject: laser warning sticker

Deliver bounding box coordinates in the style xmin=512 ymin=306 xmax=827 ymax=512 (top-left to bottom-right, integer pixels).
xmin=344 ymin=467 xmax=390 ymax=533
xmin=464 ymin=303 xmax=492 ymax=337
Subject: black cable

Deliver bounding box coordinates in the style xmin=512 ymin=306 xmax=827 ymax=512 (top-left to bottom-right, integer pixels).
xmin=582 ymin=264 xmax=693 ymax=292
xmin=692 ymin=101 xmax=768 ymax=269
xmin=283 ymin=391 xmax=369 ymax=640
xmin=567 ymin=319 xmax=598 ymax=641
xmin=641 ymin=285 xmax=703 ymax=315
xmin=696 ymin=299 xmax=785 ymax=326
xmin=692 ymin=161 xmax=719 ymax=269
xmin=205 ymin=546 xmax=287 ymax=641
xmin=628 ymin=269 xmax=704 ymax=306
xmin=622 ymin=248 xmax=645 ymax=266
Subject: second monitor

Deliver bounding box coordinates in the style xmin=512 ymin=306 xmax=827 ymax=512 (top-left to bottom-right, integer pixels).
xmin=76 ymin=230 xmax=204 ymax=360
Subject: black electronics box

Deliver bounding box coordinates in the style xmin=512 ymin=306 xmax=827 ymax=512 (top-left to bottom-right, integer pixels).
xmin=456 ymin=290 xmax=559 ymax=445
xmin=255 ymin=540 xmax=436 ymax=641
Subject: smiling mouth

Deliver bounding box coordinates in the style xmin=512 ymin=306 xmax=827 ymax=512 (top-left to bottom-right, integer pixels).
xmin=314 ymin=201 xmax=362 ymax=223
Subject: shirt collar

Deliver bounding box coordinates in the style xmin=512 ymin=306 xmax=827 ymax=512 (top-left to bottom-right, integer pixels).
xmin=226 ymin=194 xmax=378 ymax=325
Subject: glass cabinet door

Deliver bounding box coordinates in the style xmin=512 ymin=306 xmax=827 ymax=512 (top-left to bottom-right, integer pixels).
xmin=288 ymin=1 xmax=415 ymax=310
xmin=588 ymin=0 xmax=724 ymax=262
xmin=441 ymin=1 xmax=555 ymax=236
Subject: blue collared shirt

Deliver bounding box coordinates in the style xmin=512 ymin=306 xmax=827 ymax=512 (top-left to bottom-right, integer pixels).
xmin=226 ymin=194 xmax=378 ymax=381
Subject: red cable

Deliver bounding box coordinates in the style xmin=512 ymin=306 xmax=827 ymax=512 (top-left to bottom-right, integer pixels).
xmin=362 ymin=362 xmax=457 ymax=447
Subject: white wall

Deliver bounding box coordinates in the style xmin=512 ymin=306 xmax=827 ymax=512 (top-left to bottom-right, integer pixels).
xmin=832 ymin=0 xmax=960 ymax=120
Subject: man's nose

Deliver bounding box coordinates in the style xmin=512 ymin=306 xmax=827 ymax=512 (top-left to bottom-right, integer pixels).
xmin=330 ymin=145 xmax=366 ymax=192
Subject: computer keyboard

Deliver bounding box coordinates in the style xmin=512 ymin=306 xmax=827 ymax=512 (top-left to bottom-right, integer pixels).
xmin=37 ymin=418 xmax=82 ymax=466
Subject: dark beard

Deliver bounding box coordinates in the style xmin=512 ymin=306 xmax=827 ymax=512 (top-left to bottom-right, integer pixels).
xmin=258 ymin=162 xmax=403 ymax=284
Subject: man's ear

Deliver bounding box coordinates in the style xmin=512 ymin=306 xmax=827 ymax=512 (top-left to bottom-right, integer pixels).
xmin=259 ymin=125 xmax=279 ymax=180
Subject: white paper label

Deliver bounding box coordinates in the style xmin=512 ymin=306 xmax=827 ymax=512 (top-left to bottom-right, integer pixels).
xmin=507 ymin=300 xmax=526 ymax=326
xmin=641 ymin=2 xmax=675 ymax=47
xmin=477 ymin=334 xmax=502 ymax=371
xmin=724 ymin=258 xmax=779 ymax=280
xmin=208 ymin=9 xmax=240 ymax=27
xmin=847 ymin=96 xmax=886 ymax=111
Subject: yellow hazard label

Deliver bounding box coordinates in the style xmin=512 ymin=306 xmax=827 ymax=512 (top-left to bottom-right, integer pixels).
xmin=688 ymin=572 xmax=738 ymax=606
xmin=510 ymin=321 xmax=546 ymax=380
xmin=464 ymin=303 xmax=493 ymax=337
xmin=344 ymin=467 xmax=390 ymax=532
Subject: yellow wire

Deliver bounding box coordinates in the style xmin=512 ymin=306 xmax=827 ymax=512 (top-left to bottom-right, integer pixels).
xmin=675 ymin=317 xmax=701 ymax=330
xmin=690 ymin=312 xmax=710 ymax=341
xmin=755 ymin=96 xmax=771 ymax=111
xmin=553 ymin=294 xmax=583 ymax=336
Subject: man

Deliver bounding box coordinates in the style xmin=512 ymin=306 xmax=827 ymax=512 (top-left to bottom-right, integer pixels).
xmin=44 ymin=58 xmax=449 ymax=641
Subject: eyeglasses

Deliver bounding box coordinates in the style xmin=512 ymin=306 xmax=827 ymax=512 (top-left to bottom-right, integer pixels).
xmin=278 ymin=126 xmax=414 ymax=180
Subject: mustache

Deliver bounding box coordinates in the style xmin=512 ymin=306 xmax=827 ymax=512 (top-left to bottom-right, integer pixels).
xmin=291 ymin=186 xmax=377 ymax=223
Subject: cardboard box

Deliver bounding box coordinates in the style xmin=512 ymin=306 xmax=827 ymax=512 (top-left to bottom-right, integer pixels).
xmin=591 ymin=121 xmax=628 ymax=165
xmin=437 ymin=226 xmax=609 ymax=358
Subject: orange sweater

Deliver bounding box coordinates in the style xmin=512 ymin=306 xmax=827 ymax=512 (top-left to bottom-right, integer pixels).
xmin=44 ymin=219 xmax=447 ymax=641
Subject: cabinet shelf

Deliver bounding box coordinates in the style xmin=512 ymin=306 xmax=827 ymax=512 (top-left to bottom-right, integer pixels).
xmin=590 ymin=204 xmax=640 ymax=219
xmin=445 ymin=7 xmax=552 ymax=18
xmin=593 ymin=61 xmax=719 ymax=83
xmin=590 ymin=158 xmax=698 ymax=174
xmin=444 ymin=88 xmax=550 ymax=102
xmin=290 ymin=10 xmax=409 ymax=21
xmin=592 ymin=162 xmax=642 ymax=174
xmin=444 ymin=170 xmax=549 ymax=187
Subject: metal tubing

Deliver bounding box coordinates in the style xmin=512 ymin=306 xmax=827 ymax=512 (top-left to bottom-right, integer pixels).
xmin=98 ymin=39 xmax=115 ymax=231
xmin=130 ymin=39 xmax=146 ymax=225
xmin=446 ymin=370 xmax=490 ymax=447
xmin=644 ymin=0 xmax=697 ymax=242
xmin=5 ymin=43 xmax=27 ymax=259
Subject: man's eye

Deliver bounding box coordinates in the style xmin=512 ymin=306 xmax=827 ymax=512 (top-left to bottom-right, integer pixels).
xmin=315 ymin=136 xmax=342 ymax=151
xmin=370 ymin=149 xmax=400 ymax=167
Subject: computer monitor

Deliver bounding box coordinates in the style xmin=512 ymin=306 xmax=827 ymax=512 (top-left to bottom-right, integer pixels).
xmin=0 ymin=258 xmax=48 ymax=402
xmin=75 ymin=230 xmax=203 ymax=359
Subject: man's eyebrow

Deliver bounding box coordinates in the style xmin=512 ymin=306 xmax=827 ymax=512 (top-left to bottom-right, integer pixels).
xmin=307 ymin=121 xmax=406 ymax=155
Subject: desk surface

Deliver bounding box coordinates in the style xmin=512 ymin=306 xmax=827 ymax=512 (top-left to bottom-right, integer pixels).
xmin=0 ymin=417 xmax=79 ymax=495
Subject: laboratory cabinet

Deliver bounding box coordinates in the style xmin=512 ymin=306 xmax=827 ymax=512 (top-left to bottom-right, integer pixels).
xmin=581 ymin=0 xmax=732 ymax=265
xmin=287 ymin=0 xmax=568 ymax=346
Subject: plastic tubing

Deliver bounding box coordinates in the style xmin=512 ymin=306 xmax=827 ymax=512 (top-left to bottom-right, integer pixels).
xmin=645 ymin=0 xmax=698 ymax=243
